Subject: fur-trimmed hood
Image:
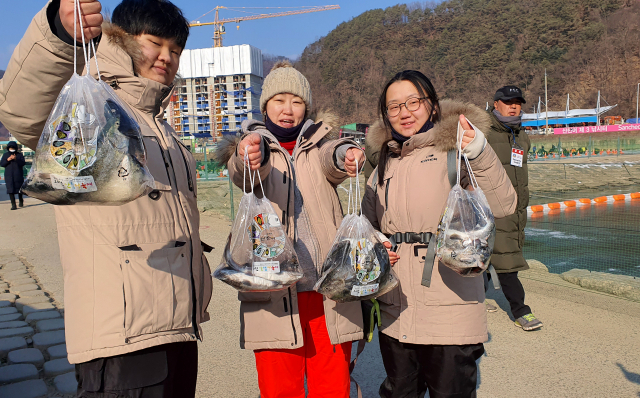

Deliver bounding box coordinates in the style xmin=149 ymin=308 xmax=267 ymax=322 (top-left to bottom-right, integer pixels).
xmin=101 ymin=21 xmax=145 ymax=76
xmin=365 ymin=99 xmax=491 ymax=153
xmin=214 ymin=111 xmax=339 ymax=166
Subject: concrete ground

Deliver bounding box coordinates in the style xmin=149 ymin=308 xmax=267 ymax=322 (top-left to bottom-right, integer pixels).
xmin=1 ymin=187 xmax=639 ymax=397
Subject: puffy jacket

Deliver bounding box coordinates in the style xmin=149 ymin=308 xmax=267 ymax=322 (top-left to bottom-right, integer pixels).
xmin=484 ymin=109 xmax=531 ymax=273
xmin=1 ymin=142 xmax=26 ymax=194
xmin=361 ymin=100 xmax=517 ymax=345
xmin=0 ymin=4 xmax=213 ymax=364
xmin=215 ymin=118 xmax=364 ymax=350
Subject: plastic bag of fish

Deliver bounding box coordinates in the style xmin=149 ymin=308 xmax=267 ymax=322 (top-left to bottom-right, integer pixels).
xmin=214 ymin=189 xmax=303 ymax=292
xmin=314 ymin=212 xmax=398 ymax=303
xmin=21 ymin=73 xmax=155 ymax=205
xmin=436 ymin=123 xmax=495 ymax=276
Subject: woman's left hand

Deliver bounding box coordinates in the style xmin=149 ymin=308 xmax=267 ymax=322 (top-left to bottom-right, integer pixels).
xmin=344 ymin=147 xmax=365 ymax=177
xmin=459 ymin=115 xmax=475 ymax=150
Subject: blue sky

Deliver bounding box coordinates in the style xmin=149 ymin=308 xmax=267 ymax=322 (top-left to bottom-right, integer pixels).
xmin=0 ymin=1 xmax=420 ymax=70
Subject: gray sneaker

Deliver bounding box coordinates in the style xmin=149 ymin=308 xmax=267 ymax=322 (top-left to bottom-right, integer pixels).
xmin=515 ymin=313 xmax=543 ymax=331
xmin=485 ymin=302 xmax=498 ymax=313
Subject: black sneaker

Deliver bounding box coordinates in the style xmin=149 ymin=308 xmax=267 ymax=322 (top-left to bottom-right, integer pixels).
xmin=515 ymin=313 xmax=543 ymax=331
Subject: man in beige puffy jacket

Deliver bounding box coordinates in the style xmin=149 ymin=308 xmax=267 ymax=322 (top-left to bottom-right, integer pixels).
xmin=0 ymin=1 xmax=213 ymax=396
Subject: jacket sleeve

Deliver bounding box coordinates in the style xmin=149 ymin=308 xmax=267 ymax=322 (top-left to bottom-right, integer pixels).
xmin=0 ymin=153 xmax=8 ymax=168
xmin=468 ymin=144 xmax=517 ymax=218
xmin=318 ymin=137 xmax=365 ymax=185
xmin=0 ymin=2 xmax=82 ymax=151
xmin=17 ymin=153 xmax=26 ymax=168
xmin=228 ymin=133 xmax=272 ymax=192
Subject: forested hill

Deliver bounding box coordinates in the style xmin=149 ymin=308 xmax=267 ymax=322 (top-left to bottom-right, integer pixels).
xmin=296 ymin=0 xmax=640 ymax=124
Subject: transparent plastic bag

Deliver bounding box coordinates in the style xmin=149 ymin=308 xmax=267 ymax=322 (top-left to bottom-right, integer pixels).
xmin=21 ymin=9 xmax=154 ymax=205
xmin=436 ymin=119 xmax=496 ymax=276
xmin=314 ymin=162 xmax=398 ymax=302
xmin=214 ymin=150 xmax=303 ymax=292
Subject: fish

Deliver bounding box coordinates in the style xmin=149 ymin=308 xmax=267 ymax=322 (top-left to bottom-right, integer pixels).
xmin=315 ymin=240 xmax=398 ymax=303
xmin=436 ymin=202 xmax=496 ymax=276
xmin=22 ymin=98 xmax=153 ymax=205
xmin=214 ymin=233 xmax=302 ymax=292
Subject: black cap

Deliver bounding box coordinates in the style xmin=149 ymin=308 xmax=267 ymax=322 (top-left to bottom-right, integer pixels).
xmin=494 ymin=86 xmax=526 ymax=104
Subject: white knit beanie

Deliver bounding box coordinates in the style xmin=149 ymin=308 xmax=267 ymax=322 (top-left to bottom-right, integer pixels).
xmin=260 ymin=61 xmax=312 ymax=114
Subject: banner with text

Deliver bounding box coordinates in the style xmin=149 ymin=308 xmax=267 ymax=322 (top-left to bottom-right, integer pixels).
xmin=554 ymin=124 xmax=640 ymax=134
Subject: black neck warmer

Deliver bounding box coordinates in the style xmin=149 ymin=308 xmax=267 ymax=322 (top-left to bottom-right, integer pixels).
xmin=493 ymin=109 xmax=523 ymax=129
xmin=265 ymin=115 xmax=304 ymax=143
xmin=391 ymin=117 xmax=434 ymax=144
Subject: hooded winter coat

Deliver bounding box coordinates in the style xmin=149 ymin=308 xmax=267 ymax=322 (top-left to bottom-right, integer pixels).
xmin=0 ymin=142 xmax=26 ymax=194
xmin=0 ymin=3 xmax=213 ymax=364
xmin=484 ymin=108 xmax=530 ymax=273
xmin=361 ymin=99 xmax=517 ymax=345
xmin=215 ymin=118 xmax=364 ymax=350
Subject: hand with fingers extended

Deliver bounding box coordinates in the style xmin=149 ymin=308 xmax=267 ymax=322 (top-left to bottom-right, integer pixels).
xmin=344 ymin=147 xmax=365 ymax=177
xmin=459 ymin=114 xmax=486 ymax=159
xmin=238 ymin=133 xmax=263 ymax=171
xmin=383 ymin=241 xmax=400 ymax=266
xmin=60 ymin=0 xmax=103 ymax=42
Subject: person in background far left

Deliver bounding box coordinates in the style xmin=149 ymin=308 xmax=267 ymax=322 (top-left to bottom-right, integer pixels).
xmin=1 ymin=141 xmax=26 ymax=210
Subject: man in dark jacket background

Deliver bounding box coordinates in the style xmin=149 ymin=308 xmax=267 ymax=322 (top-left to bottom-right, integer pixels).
xmin=1 ymin=141 xmax=26 ymax=210
xmin=484 ymin=86 xmax=543 ymax=331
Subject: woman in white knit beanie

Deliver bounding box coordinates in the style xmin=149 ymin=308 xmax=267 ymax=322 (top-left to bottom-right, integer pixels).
xmin=216 ymin=61 xmax=365 ymax=397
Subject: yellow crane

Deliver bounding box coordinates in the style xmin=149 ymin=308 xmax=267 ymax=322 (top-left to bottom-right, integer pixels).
xmin=190 ymin=5 xmax=340 ymax=47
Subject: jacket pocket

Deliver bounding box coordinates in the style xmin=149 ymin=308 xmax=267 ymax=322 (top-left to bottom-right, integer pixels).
xmin=120 ymin=245 xmax=192 ymax=338
xmin=175 ymin=138 xmax=196 ymax=197
xmin=237 ymin=291 xmax=271 ymax=302
xmin=423 ymin=261 xmax=483 ymax=305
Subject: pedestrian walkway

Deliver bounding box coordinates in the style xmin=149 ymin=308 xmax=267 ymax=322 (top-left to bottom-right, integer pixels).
xmin=0 ymin=250 xmax=73 ymax=398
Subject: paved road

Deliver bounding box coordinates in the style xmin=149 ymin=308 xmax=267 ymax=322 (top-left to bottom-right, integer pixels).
xmin=1 ymin=189 xmax=639 ymax=397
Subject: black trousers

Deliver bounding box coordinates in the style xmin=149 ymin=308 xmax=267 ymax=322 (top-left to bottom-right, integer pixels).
xmin=378 ymin=331 xmax=484 ymax=398
xmin=9 ymin=193 xmax=23 ymax=208
xmin=486 ymin=271 xmax=531 ymax=319
xmin=76 ymin=341 xmax=198 ymax=398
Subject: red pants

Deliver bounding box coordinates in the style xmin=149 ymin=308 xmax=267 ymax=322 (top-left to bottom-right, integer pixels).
xmin=254 ymin=291 xmax=352 ymax=398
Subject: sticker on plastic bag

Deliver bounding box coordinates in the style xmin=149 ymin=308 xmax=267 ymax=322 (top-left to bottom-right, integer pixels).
xmin=351 ymin=283 xmax=380 ymax=297
xmin=253 ymin=261 xmax=280 ymax=273
xmin=50 ymin=175 xmax=97 ymax=193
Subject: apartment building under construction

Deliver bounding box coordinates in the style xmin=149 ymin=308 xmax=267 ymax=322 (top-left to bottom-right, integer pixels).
xmin=165 ymin=44 xmax=264 ymax=141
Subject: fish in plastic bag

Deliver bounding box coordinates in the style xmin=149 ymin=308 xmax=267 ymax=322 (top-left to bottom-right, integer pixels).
xmin=314 ymin=167 xmax=398 ymax=302
xmin=21 ymin=73 xmax=155 ymax=205
xmin=436 ymin=120 xmax=496 ymax=276
xmin=214 ymin=156 xmax=303 ymax=292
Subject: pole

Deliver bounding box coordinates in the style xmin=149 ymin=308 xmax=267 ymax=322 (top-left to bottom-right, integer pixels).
xmin=545 ymin=69 xmax=549 ymax=135
xmin=204 ymin=142 xmax=208 ymax=180
xmin=636 ymin=83 xmax=640 ymax=123
xmin=228 ymin=174 xmax=235 ymax=221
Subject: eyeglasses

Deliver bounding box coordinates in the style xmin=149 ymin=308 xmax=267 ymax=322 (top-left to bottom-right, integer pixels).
xmin=386 ymin=97 xmax=428 ymax=117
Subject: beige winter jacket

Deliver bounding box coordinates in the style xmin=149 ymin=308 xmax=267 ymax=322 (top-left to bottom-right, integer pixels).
xmin=361 ymin=100 xmax=517 ymax=345
xmin=216 ymin=119 xmax=364 ymax=350
xmin=0 ymin=4 xmax=213 ymax=363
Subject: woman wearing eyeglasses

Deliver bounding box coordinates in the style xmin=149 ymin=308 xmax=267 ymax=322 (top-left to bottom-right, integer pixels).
xmin=361 ymin=70 xmax=517 ymax=398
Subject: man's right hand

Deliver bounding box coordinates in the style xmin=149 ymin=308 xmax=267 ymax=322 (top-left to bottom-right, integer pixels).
xmin=238 ymin=133 xmax=263 ymax=171
xmin=60 ymin=0 xmax=103 ymax=42
xmin=7 ymin=154 xmax=16 ymax=162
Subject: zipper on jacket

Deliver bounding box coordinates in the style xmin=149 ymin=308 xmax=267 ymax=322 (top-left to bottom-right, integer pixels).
xmin=152 ymin=117 xmax=201 ymax=341
xmin=288 ymin=288 xmax=297 ymax=345
xmin=174 ymin=138 xmax=194 ymax=192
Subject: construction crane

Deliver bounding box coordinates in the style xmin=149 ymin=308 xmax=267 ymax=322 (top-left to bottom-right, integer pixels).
xmin=190 ymin=5 xmax=340 ymax=47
